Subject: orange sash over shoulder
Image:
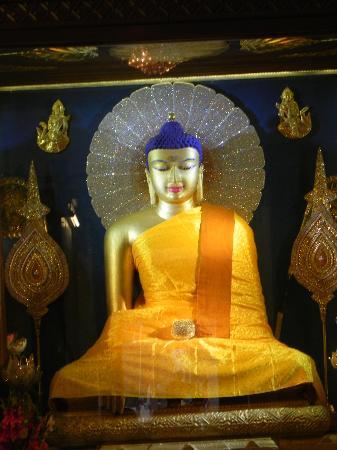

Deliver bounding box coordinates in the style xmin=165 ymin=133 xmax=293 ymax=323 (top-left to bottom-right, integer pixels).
xmin=195 ymin=203 xmax=234 ymax=338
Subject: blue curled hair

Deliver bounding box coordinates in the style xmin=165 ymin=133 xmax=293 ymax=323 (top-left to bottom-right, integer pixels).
xmin=145 ymin=119 xmax=203 ymax=167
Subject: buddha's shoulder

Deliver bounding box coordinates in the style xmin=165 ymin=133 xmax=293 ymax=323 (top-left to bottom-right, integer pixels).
xmin=232 ymin=211 xmax=255 ymax=239
xmin=233 ymin=211 xmax=250 ymax=227
xmin=205 ymin=204 xmax=252 ymax=232
xmin=105 ymin=208 xmax=162 ymax=244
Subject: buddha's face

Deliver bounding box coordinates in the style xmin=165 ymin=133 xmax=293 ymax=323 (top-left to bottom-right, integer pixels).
xmin=147 ymin=147 xmax=201 ymax=204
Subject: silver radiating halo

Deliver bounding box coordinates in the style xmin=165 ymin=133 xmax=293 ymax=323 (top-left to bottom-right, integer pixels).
xmin=87 ymin=82 xmax=265 ymax=229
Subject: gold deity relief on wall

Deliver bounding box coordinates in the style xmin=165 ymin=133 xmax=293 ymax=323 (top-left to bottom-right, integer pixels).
xmin=276 ymin=87 xmax=311 ymax=139
xmin=36 ymin=99 xmax=70 ymax=153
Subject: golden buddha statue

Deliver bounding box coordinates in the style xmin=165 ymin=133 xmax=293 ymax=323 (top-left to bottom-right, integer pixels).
xmin=50 ymin=111 xmax=324 ymax=404
xmin=47 ymin=83 xmax=331 ymax=448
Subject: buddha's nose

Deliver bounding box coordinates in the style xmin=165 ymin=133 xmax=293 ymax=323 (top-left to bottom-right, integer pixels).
xmin=168 ymin=164 xmax=181 ymax=183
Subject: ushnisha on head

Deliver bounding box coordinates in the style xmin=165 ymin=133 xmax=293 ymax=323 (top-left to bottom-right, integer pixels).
xmin=145 ymin=113 xmax=204 ymax=206
xmin=145 ymin=112 xmax=203 ymax=165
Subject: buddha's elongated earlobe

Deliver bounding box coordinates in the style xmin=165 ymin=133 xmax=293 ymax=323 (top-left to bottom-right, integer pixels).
xmin=196 ymin=164 xmax=204 ymax=203
xmin=145 ymin=169 xmax=157 ymax=206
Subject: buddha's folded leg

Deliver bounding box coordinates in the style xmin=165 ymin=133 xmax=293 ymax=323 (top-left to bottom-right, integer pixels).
xmin=109 ymin=338 xmax=324 ymax=400
xmin=50 ymin=328 xmax=325 ymax=402
xmin=50 ymin=305 xmax=190 ymax=399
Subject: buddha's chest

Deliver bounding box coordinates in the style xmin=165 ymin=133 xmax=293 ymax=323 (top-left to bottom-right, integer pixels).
xmin=132 ymin=213 xmax=200 ymax=293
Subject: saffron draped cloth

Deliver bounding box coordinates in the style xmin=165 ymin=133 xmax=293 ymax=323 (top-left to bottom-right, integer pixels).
xmin=50 ymin=205 xmax=324 ymax=401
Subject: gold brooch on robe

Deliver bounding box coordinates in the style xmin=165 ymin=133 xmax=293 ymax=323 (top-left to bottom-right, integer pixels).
xmin=171 ymin=319 xmax=196 ymax=339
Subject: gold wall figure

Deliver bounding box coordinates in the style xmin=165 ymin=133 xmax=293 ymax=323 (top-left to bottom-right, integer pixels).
xmin=276 ymin=87 xmax=311 ymax=139
xmin=36 ymin=99 xmax=70 ymax=153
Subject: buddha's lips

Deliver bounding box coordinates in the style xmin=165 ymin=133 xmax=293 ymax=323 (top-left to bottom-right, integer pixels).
xmin=167 ymin=185 xmax=183 ymax=193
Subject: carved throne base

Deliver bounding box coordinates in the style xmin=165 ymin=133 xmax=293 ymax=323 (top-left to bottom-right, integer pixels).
xmin=48 ymin=404 xmax=331 ymax=448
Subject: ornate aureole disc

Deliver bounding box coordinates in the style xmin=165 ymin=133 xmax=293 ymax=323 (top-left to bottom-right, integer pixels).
xmin=87 ymin=82 xmax=265 ymax=228
xmin=0 ymin=177 xmax=27 ymax=238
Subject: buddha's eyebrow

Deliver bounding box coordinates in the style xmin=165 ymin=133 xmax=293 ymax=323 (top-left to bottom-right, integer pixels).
xmin=152 ymin=158 xmax=196 ymax=163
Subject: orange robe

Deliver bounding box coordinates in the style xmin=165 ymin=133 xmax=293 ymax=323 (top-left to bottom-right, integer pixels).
xmin=50 ymin=206 xmax=324 ymax=401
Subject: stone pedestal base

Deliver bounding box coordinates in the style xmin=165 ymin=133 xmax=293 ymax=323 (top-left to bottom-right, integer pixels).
xmin=48 ymin=405 xmax=331 ymax=448
xmin=101 ymin=437 xmax=279 ymax=449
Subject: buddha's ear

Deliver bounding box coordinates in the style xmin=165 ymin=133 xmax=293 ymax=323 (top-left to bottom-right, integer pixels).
xmin=196 ymin=164 xmax=204 ymax=203
xmin=145 ymin=168 xmax=157 ymax=206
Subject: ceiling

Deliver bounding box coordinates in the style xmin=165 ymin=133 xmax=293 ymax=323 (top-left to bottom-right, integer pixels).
xmin=1 ymin=1 xmax=337 ymax=87
xmin=1 ymin=37 xmax=337 ymax=88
